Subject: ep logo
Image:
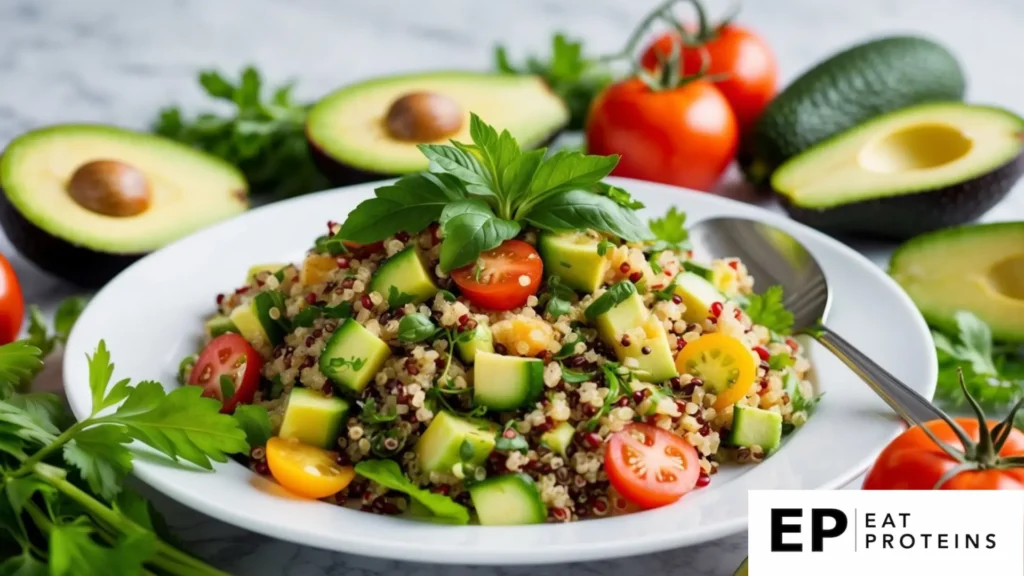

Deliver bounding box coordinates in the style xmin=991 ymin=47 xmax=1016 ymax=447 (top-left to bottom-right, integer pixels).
xmin=770 ymin=508 xmax=848 ymax=552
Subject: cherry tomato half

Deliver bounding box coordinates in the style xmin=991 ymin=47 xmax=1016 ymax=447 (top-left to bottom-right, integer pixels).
xmin=187 ymin=333 xmax=263 ymax=414
xmin=0 ymin=254 xmax=24 ymax=345
xmin=586 ymin=78 xmax=738 ymax=192
xmin=266 ymin=437 xmax=356 ymax=499
xmin=605 ymin=423 xmax=701 ymax=509
xmin=675 ymin=332 xmax=757 ymax=411
xmin=641 ymin=25 xmax=778 ymax=135
xmin=863 ymin=418 xmax=1024 ymax=490
xmin=451 ymin=239 xmax=543 ymax=311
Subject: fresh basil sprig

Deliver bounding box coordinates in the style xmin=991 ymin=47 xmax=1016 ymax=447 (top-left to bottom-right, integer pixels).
xmin=338 ymin=114 xmax=652 ymax=272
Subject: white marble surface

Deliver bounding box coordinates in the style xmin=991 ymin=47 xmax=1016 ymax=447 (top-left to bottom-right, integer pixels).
xmin=2 ymin=0 xmax=1023 ymax=574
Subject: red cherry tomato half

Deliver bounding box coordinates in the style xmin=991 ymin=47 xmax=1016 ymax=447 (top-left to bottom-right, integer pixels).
xmin=605 ymin=423 xmax=701 ymax=509
xmin=451 ymin=240 xmax=543 ymax=311
xmin=0 ymin=254 xmax=24 ymax=345
xmin=188 ymin=333 xmax=263 ymax=414
xmin=641 ymin=25 xmax=778 ymax=135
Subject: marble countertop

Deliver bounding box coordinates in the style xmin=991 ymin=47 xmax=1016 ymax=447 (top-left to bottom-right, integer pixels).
xmin=2 ymin=0 xmax=1022 ymax=574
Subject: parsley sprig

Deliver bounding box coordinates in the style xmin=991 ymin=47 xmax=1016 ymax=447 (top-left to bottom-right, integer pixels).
xmin=1 ymin=331 xmax=256 ymax=575
xmin=932 ymin=311 xmax=1024 ymax=412
xmin=742 ymin=285 xmax=794 ymax=334
xmin=338 ymin=114 xmax=652 ymax=272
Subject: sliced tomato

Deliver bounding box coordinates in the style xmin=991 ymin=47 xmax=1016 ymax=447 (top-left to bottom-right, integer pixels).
xmin=266 ymin=437 xmax=356 ymax=499
xmin=187 ymin=333 xmax=263 ymax=414
xmin=0 ymin=254 xmax=24 ymax=345
xmin=605 ymin=423 xmax=701 ymax=509
xmin=675 ymin=332 xmax=757 ymax=411
xmin=451 ymin=239 xmax=543 ymax=311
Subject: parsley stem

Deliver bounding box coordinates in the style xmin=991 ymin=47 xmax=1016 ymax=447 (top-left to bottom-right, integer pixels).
xmin=8 ymin=420 xmax=88 ymax=478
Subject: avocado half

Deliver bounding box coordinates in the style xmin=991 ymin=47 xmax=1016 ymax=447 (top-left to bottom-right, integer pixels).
xmin=889 ymin=222 xmax=1024 ymax=342
xmin=0 ymin=124 xmax=248 ymax=287
xmin=306 ymin=71 xmax=570 ymax=185
xmin=772 ymin=102 xmax=1024 ymax=240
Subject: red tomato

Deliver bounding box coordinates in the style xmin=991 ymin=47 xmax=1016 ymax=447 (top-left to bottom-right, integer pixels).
xmin=451 ymin=240 xmax=543 ymax=311
xmin=641 ymin=25 xmax=778 ymax=135
xmin=863 ymin=418 xmax=1024 ymax=490
xmin=187 ymin=333 xmax=264 ymax=414
xmin=586 ymin=78 xmax=738 ymax=191
xmin=605 ymin=423 xmax=701 ymax=509
xmin=343 ymin=240 xmax=384 ymax=258
xmin=0 ymin=254 xmax=24 ymax=345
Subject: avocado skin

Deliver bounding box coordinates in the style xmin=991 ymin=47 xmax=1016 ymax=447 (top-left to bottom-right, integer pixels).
xmin=742 ymin=36 xmax=966 ymax=186
xmin=0 ymin=186 xmax=140 ymax=287
xmin=776 ymin=151 xmax=1024 ymax=241
xmin=307 ymin=130 xmax=564 ymax=187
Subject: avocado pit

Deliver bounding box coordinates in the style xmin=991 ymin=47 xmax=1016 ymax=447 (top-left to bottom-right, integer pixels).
xmin=989 ymin=254 xmax=1024 ymax=301
xmin=858 ymin=123 xmax=973 ymax=174
xmin=67 ymin=160 xmax=152 ymax=217
xmin=385 ymin=91 xmax=464 ymax=142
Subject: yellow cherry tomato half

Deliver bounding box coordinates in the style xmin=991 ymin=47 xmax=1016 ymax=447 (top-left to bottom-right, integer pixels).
xmin=674 ymin=332 xmax=757 ymax=411
xmin=265 ymin=437 xmax=355 ymax=500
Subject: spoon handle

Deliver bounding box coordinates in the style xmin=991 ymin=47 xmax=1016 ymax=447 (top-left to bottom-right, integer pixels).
xmin=813 ymin=327 xmax=944 ymax=426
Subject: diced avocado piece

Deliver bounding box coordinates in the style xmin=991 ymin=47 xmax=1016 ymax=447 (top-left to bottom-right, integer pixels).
xmin=414 ymin=411 xmax=497 ymax=474
xmin=251 ymin=291 xmax=286 ymax=346
xmin=204 ymin=315 xmax=237 ymax=339
xmin=229 ymin=301 xmax=270 ymax=348
xmin=455 ymin=325 xmax=494 ymax=365
xmin=472 ymin=351 xmax=544 ymax=411
xmin=538 ymin=231 xmax=609 ymax=293
xmin=730 ymin=405 xmax=783 ymax=453
xmin=592 ymin=290 xmax=678 ymax=383
xmin=540 ymin=422 xmax=576 ymax=457
xmin=674 ymin=272 xmax=726 ymax=324
xmin=682 ymin=261 xmax=714 ymax=281
xmin=318 ymin=318 xmax=392 ymax=394
xmin=278 ymin=387 xmax=351 ymax=449
xmin=369 ymin=246 xmax=438 ymax=306
xmin=247 ymin=263 xmax=287 ymax=283
xmin=469 ymin=473 xmax=548 ymax=526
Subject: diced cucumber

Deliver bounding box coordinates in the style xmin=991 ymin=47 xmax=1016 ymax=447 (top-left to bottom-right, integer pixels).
xmin=674 ymin=271 xmax=725 ymax=324
xmin=538 ymin=231 xmax=609 ymax=293
xmin=540 ymin=422 xmax=576 ymax=457
xmin=472 ymin=351 xmax=544 ymax=411
xmin=469 ymin=473 xmax=548 ymax=526
xmin=369 ymin=247 xmax=438 ymax=306
xmin=456 ymin=325 xmax=494 ymax=365
xmin=204 ymin=315 xmax=237 ymax=339
xmin=278 ymin=387 xmax=350 ymax=449
xmin=731 ymin=405 xmax=783 ymax=453
xmin=414 ymin=411 xmax=496 ymax=474
xmin=682 ymin=261 xmax=714 ymax=282
xmin=318 ymin=318 xmax=392 ymax=394
xmin=592 ymin=290 xmax=678 ymax=383
xmin=247 ymin=263 xmax=287 ymax=283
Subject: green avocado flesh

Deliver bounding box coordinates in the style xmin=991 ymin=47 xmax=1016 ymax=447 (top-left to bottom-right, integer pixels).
xmin=889 ymin=222 xmax=1024 ymax=342
xmin=593 ymin=291 xmax=678 ymax=383
xmin=306 ymin=71 xmax=569 ymax=175
xmin=0 ymin=124 xmax=247 ymax=253
xmin=773 ymin=103 xmax=1024 ymax=208
xmin=369 ymin=246 xmax=438 ymax=305
xmin=414 ymin=411 xmax=496 ymax=474
xmin=538 ymin=231 xmax=609 ymax=294
xmin=278 ymin=388 xmax=350 ymax=449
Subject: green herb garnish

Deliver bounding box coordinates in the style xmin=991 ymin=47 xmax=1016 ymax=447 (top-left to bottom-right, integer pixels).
xmin=397 ymin=313 xmax=438 ymax=343
xmin=743 ymin=285 xmax=794 ymax=334
xmin=218 ymin=375 xmax=235 ymax=400
xmin=682 ymin=260 xmax=714 ymax=281
xmin=354 ymin=459 xmax=469 ymax=524
xmin=597 ymin=239 xmax=616 ymax=257
xmin=769 ymin=353 xmax=795 ymax=371
xmin=494 ymin=421 xmax=529 ymax=453
xmin=540 ymin=276 xmax=577 ymax=320
xmin=323 ymin=301 xmax=353 ymax=320
xmin=584 ymin=280 xmax=637 ymax=321
xmin=386 ymin=286 xmax=417 ymax=310
xmin=232 ymin=404 xmax=272 ymax=448
xmin=933 ymin=311 xmax=1024 ymax=411
xmin=338 ymin=115 xmax=651 ymax=273
xmin=648 ymin=206 xmax=691 ymax=252
xmin=560 ymin=365 xmax=595 ymax=384
xmin=360 ymin=398 xmax=399 ymax=425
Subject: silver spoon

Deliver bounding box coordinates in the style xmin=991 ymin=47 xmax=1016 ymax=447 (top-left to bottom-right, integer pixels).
xmin=687 ymin=216 xmax=942 ymax=425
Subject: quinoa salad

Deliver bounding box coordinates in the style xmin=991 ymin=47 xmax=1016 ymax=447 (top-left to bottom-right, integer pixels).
xmin=178 ymin=116 xmax=818 ymax=525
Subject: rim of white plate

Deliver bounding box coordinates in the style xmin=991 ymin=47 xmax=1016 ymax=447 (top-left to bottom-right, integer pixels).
xmin=63 ymin=177 xmax=937 ymax=565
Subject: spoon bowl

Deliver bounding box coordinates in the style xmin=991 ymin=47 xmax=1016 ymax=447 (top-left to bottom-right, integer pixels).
xmin=689 ymin=216 xmax=943 ymax=425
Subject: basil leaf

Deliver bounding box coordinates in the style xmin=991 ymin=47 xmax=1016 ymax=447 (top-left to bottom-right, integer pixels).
xmin=354 ymin=459 xmax=469 ymax=524
xmin=398 ymin=313 xmax=437 ymax=343
xmin=439 ymin=211 xmax=521 ymax=272
xmin=593 ymin=181 xmax=644 ymax=210
xmin=525 ymin=150 xmax=619 ymax=206
xmin=468 ymin=114 xmax=521 ymax=202
xmin=560 ymin=365 xmax=594 ymax=384
xmin=338 ymin=173 xmax=464 ymax=243
xmin=525 ymin=190 xmax=652 ymax=243
xmin=232 ymin=404 xmax=272 ymax=448
xmin=546 ymin=297 xmax=571 ymax=319
xmin=418 ymin=144 xmax=492 ymax=188
xmin=323 ymin=301 xmax=353 ymax=319
xmin=440 ymin=198 xmax=494 ymax=228
xmin=360 ymin=398 xmax=398 ymax=425
xmin=386 ymin=287 xmax=416 ymax=310
xmin=597 ymin=240 xmax=615 ymax=256
xmin=501 ymin=148 xmax=546 ymax=206
xmin=584 ymin=280 xmax=636 ymax=321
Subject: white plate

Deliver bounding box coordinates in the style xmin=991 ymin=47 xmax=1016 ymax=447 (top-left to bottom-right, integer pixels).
xmin=63 ymin=177 xmax=937 ymax=565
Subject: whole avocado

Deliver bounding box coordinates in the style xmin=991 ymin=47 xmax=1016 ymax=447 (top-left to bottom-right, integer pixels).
xmin=742 ymin=35 xmax=966 ymax=186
